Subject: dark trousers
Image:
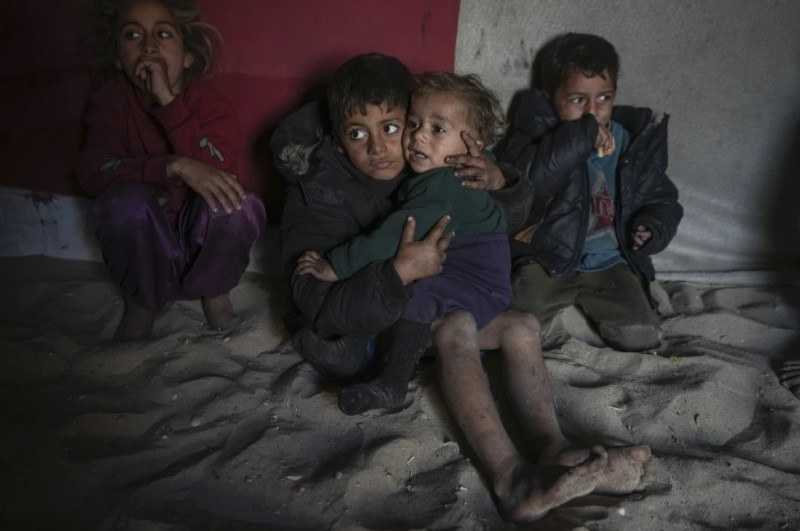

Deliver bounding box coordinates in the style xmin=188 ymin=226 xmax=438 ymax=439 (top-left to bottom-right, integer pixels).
xmin=403 ymin=233 xmax=511 ymax=330
xmin=511 ymin=261 xmax=660 ymax=351
xmin=93 ymin=181 xmax=266 ymax=311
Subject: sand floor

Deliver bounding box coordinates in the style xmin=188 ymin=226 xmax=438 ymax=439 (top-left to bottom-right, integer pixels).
xmin=1 ymin=256 xmax=799 ymax=530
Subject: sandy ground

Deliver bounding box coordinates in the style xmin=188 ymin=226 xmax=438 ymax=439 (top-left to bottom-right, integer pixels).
xmin=1 ymin=256 xmax=799 ymax=530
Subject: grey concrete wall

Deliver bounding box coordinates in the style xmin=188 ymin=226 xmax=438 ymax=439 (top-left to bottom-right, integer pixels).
xmin=455 ymin=0 xmax=800 ymax=276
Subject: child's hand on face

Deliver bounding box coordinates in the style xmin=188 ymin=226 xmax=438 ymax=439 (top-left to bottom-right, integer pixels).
xmin=446 ymin=131 xmax=505 ymax=191
xmin=168 ymin=157 xmax=246 ymax=214
xmin=135 ymin=58 xmax=176 ymax=106
xmin=630 ymin=224 xmax=652 ymax=250
xmin=594 ymin=122 xmax=616 ymax=158
xmin=295 ymin=251 xmax=339 ymax=282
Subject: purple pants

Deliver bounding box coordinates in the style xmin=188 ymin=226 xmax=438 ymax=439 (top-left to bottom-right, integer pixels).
xmin=93 ymin=182 xmax=266 ymax=311
xmin=402 ymin=233 xmax=511 ymax=330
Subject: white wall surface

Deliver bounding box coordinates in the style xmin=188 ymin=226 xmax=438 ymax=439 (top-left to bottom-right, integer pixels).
xmin=455 ymin=0 xmax=800 ymax=276
xmin=0 ymin=187 xmax=101 ymax=262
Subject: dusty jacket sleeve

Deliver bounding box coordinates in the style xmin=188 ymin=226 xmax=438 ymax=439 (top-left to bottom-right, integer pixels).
xmin=497 ymin=90 xmax=595 ymax=220
xmin=529 ymin=116 xmax=597 ymax=205
xmin=502 ymin=114 xmax=597 ymax=213
xmin=488 ymin=161 xmax=532 ymax=235
xmin=280 ymin=184 xmax=412 ymax=337
xmin=626 ymin=117 xmax=683 ymax=256
xmin=76 ymin=81 xmax=239 ymax=196
xmin=290 ymin=260 xmax=411 ymax=337
xmin=273 ymin=100 xmax=417 ymax=337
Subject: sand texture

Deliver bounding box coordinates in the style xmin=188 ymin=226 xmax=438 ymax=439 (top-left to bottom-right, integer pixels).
xmin=1 ymin=257 xmax=799 ymax=530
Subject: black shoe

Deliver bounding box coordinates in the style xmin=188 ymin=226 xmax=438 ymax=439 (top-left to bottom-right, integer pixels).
xmin=338 ymin=380 xmax=406 ymax=415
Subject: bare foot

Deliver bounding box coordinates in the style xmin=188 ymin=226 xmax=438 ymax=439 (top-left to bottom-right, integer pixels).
xmin=541 ymin=443 xmax=651 ymax=495
xmin=202 ymin=292 xmax=234 ymax=330
xmin=594 ymin=446 xmax=651 ymax=494
xmin=114 ymin=299 xmax=154 ymax=341
xmin=496 ymin=445 xmax=607 ymax=523
xmin=779 ymin=361 xmax=800 ymax=398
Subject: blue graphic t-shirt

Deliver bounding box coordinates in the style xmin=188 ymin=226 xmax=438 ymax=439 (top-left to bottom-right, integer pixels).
xmin=578 ymin=120 xmax=630 ymax=272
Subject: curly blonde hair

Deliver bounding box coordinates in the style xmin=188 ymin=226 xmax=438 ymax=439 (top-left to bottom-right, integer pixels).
xmin=87 ymin=0 xmax=222 ymax=81
xmin=412 ymin=71 xmax=506 ymax=146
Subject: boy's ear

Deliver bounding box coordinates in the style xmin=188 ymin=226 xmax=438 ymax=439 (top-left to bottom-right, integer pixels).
xmin=114 ymin=59 xmax=123 ymax=71
xmin=183 ymin=52 xmax=194 ymax=70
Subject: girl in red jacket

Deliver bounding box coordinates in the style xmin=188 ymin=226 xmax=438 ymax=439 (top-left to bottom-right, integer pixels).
xmin=77 ymin=0 xmax=266 ymax=340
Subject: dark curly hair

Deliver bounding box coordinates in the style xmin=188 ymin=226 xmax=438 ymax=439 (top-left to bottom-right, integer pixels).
xmin=87 ymin=0 xmax=222 ymax=82
xmin=327 ymin=53 xmax=415 ymax=143
xmin=412 ymin=71 xmax=506 ymax=146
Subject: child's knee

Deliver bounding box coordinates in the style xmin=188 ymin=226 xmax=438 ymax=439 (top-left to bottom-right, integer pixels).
xmin=432 ymin=310 xmax=477 ymax=347
xmin=511 ymin=310 xmax=541 ymax=334
xmin=489 ymin=310 xmax=541 ymax=341
xmin=208 ymin=192 xmax=266 ymax=234
xmin=598 ymin=322 xmax=660 ymax=352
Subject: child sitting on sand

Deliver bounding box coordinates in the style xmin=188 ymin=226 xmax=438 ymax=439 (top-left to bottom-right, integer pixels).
xmin=296 ymin=72 xmax=512 ymax=414
xmin=76 ymin=0 xmax=266 ymax=341
xmin=497 ymin=32 xmax=683 ymax=351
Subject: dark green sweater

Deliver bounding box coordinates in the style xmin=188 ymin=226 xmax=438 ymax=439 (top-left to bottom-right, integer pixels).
xmin=330 ymin=166 xmax=506 ymax=279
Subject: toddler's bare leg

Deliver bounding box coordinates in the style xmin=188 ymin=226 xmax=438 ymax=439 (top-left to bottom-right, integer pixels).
xmin=476 ymin=311 xmax=568 ymax=453
xmin=433 ymin=310 xmax=605 ymax=523
xmin=480 ymin=310 xmax=651 ymax=495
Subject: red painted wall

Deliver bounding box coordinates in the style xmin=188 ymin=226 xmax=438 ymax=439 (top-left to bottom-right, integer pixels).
xmin=0 ymin=0 xmax=460 ymax=219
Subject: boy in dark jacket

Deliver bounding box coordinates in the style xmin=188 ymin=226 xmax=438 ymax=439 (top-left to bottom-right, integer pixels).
xmin=296 ymin=72 xmax=513 ymax=415
xmin=497 ymin=33 xmax=683 ymax=351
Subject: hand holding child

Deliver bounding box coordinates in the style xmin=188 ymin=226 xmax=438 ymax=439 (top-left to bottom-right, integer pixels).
xmin=446 ymin=131 xmax=506 ymax=191
xmin=296 ymin=251 xmax=339 ymax=281
xmin=630 ymin=224 xmax=652 ymax=250
xmin=393 ymin=215 xmax=453 ymax=285
xmin=168 ymin=156 xmax=246 ymax=213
